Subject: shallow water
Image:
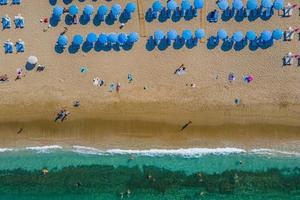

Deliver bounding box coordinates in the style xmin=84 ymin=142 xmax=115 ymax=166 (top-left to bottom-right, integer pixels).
xmin=0 ymin=146 xmax=299 ymax=200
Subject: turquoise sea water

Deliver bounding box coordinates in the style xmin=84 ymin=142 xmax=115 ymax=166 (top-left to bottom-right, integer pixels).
xmin=0 ymin=146 xmax=299 ymax=200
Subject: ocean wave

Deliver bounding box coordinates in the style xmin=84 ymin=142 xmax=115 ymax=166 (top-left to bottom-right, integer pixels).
xmin=72 ymin=146 xmax=247 ymax=157
xmin=250 ymin=149 xmax=300 ymax=156
xmin=25 ymin=145 xmax=63 ymax=153
xmin=0 ymin=148 xmax=13 ymax=153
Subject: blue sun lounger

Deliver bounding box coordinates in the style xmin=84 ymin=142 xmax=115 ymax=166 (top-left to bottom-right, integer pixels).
xmin=4 ymin=42 xmax=13 ymax=53
xmin=2 ymin=16 xmax=11 ymax=29
xmin=0 ymin=0 xmax=8 ymax=5
xmin=16 ymin=41 xmax=25 ymax=52
xmin=14 ymin=16 xmax=24 ymax=28
xmin=12 ymin=0 xmax=21 ymax=4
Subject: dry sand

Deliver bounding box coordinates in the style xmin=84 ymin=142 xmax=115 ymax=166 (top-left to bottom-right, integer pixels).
xmin=0 ymin=0 xmax=299 ymax=151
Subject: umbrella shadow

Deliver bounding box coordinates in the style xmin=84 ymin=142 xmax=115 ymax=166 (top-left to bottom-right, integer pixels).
xmin=55 ymin=44 xmax=64 ymax=54
xmin=25 ymin=62 xmax=36 ymax=71
xmin=234 ymin=12 xmax=245 ymax=22
xmin=259 ymin=40 xmax=273 ymax=49
xmin=105 ymin=14 xmax=116 ymax=25
xmin=93 ymin=15 xmax=103 ymax=26
xmin=112 ymin=44 xmax=121 ymax=52
xmin=50 ymin=16 xmax=60 ymax=27
xmin=82 ymin=41 xmax=94 ymax=52
xmin=79 ymin=15 xmax=90 ymax=25
xmin=64 ymin=15 xmax=73 ymax=25
xmin=63 ymin=0 xmax=72 ymax=4
xmin=221 ymin=40 xmax=233 ymax=51
xmin=145 ymin=9 xmax=154 ymax=23
xmin=260 ymin=10 xmax=273 ymax=21
xmin=146 ymin=36 xmax=155 ymax=51
xmin=157 ymin=39 xmax=168 ymax=51
xmin=247 ymin=11 xmax=259 ymax=22
xmin=49 ymin=0 xmax=57 ymax=6
xmin=207 ymin=36 xmax=219 ymax=50
xmin=233 ymin=40 xmax=247 ymax=51
xmin=249 ymin=41 xmax=259 ymax=51
xmin=158 ymin=9 xmax=168 ymax=23
xmin=68 ymin=44 xmax=80 ymax=54
xmin=122 ymin=42 xmax=133 ymax=51
xmin=119 ymin=12 xmax=130 ymax=24
xmin=183 ymin=10 xmax=194 ymax=21
xmin=185 ymin=40 xmax=195 ymax=49
xmin=221 ymin=9 xmax=232 ymax=21
xmin=94 ymin=42 xmax=104 ymax=52
xmin=173 ymin=39 xmax=184 ymax=50
xmin=171 ymin=9 xmax=181 ymax=22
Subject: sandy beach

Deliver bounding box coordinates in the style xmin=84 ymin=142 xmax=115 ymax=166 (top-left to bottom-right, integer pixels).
xmin=0 ymin=0 xmax=300 ymax=151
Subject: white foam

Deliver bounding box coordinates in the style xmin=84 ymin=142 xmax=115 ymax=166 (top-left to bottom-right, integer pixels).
xmin=0 ymin=148 xmax=13 ymax=153
xmin=25 ymin=145 xmax=63 ymax=153
xmin=72 ymin=146 xmax=246 ymax=157
xmin=250 ymin=148 xmax=300 ymax=156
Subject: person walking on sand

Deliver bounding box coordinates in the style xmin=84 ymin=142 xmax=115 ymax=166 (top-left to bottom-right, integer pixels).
xmin=60 ymin=27 xmax=68 ymax=35
xmin=116 ymin=83 xmax=121 ymax=93
xmin=181 ymin=121 xmax=192 ymax=131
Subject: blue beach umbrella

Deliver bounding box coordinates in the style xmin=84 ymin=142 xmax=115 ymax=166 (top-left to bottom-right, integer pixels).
xmin=83 ymin=5 xmax=94 ymax=16
xmin=53 ymin=5 xmax=63 ymax=17
xmin=182 ymin=29 xmax=193 ymax=40
xmin=69 ymin=4 xmax=79 ymax=16
xmin=108 ymin=33 xmax=118 ymax=43
xmin=261 ymin=0 xmax=272 ymax=8
xmin=167 ymin=0 xmax=177 ymax=11
xmin=111 ymin=4 xmax=122 ymax=16
xmin=246 ymin=0 xmax=258 ymax=10
xmin=261 ymin=30 xmax=272 ymax=41
xmin=194 ymin=0 xmax=204 ymax=9
xmin=58 ymin=35 xmax=68 ymax=47
xmin=167 ymin=29 xmax=178 ymax=40
xmin=246 ymin=30 xmax=256 ymax=41
xmin=118 ymin=33 xmax=128 ymax=44
xmin=273 ymin=0 xmax=284 ymax=10
xmin=152 ymin=0 xmax=163 ymax=12
xmin=154 ymin=30 xmax=164 ymax=41
xmin=125 ymin=2 xmax=136 ymax=13
xmin=217 ymin=29 xmax=228 ymax=39
xmin=218 ymin=0 xmax=229 ymax=11
xmin=128 ymin=32 xmax=139 ymax=43
xmin=72 ymin=34 xmax=83 ymax=45
xmin=195 ymin=28 xmax=205 ymax=39
xmin=98 ymin=5 xmax=108 ymax=16
xmin=272 ymin=28 xmax=283 ymax=40
xmin=233 ymin=0 xmax=243 ymax=10
xmin=181 ymin=0 xmax=192 ymax=10
xmin=98 ymin=33 xmax=108 ymax=44
xmin=232 ymin=31 xmax=244 ymax=42
xmin=87 ymin=32 xmax=97 ymax=43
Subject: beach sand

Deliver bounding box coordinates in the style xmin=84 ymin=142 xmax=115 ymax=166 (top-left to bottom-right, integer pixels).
xmin=0 ymin=0 xmax=299 ymax=151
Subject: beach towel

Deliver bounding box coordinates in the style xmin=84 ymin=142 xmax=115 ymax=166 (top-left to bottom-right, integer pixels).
xmin=109 ymin=83 xmax=116 ymax=92
xmin=16 ymin=41 xmax=25 ymax=52
xmin=2 ymin=17 xmax=11 ymax=29
xmin=80 ymin=66 xmax=88 ymax=73
xmin=128 ymin=73 xmax=133 ymax=82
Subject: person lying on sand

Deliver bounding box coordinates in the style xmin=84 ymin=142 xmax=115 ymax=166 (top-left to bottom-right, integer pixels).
xmin=0 ymin=74 xmax=8 ymax=82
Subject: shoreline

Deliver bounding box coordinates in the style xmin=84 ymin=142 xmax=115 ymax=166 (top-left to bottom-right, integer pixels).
xmin=0 ymin=102 xmax=299 ymax=152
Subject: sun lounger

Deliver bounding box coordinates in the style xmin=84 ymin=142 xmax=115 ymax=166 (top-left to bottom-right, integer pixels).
xmin=2 ymin=16 xmax=11 ymax=29
xmin=12 ymin=0 xmax=21 ymax=4
xmin=282 ymin=3 xmax=293 ymax=17
xmin=283 ymin=52 xmax=294 ymax=65
xmin=0 ymin=0 xmax=8 ymax=5
xmin=14 ymin=15 xmax=24 ymax=28
xmin=284 ymin=27 xmax=295 ymax=41
xmin=16 ymin=40 xmax=25 ymax=52
xmin=4 ymin=41 xmax=13 ymax=53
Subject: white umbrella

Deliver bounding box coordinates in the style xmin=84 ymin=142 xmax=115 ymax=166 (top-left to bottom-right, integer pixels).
xmin=27 ymin=56 xmax=38 ymax=65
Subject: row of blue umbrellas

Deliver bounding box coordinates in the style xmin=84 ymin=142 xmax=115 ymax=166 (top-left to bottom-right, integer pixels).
xmin=153 ymin=28 xmax=205 ymax=41
xmin=152 ymin=0 xmax=204 ymax=12
xmin=218 ymin=0 xmax=284 ymax=11
xmin=53 ymin=3 xmax=136 ymax=18
xmin=216 ymin=28 xmax=283 ymax=42
xmin=57 ymin=32 xmax=139 ymax=47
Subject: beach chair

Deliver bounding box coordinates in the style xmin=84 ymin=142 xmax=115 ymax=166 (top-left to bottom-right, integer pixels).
xmin=14 ymin=14 xmax=24 ymax=28
xmin=16 ymin=39 xmax=25 ymax=53
xmin=12 ymin=0 xmax=21 ymax=4
xmin=282 ymin=3 xmax=293 ymax=17
xmin=4 ymin=41 xmax=13 ymax=53
xmin=284 ymin=27 xmax=294 ymax=41
xmin=265 ymin=7 xmax=272 ymax=18
xmin=1 ymin=15 xmax=11 ymax=29
xmin=283 ymin=52 xmax=293 ymax=65
xmin=0 ymin=0 xmax=8 ymax=5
